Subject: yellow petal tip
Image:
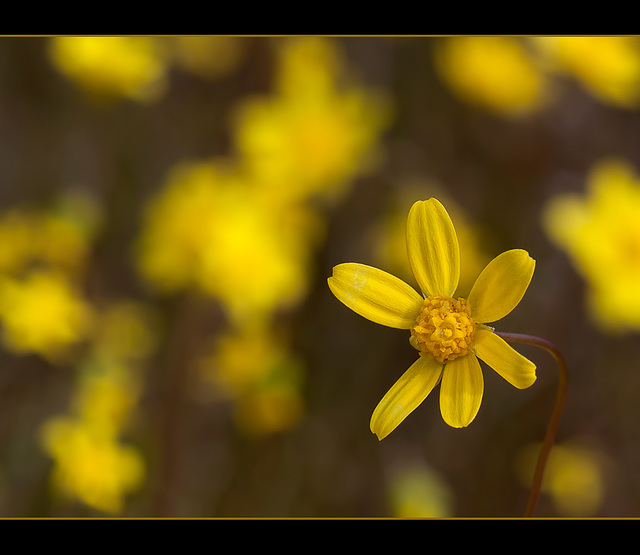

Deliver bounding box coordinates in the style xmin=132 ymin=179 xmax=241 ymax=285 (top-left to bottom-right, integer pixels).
xmin=369 ymin=419 xmax=385 ymax=440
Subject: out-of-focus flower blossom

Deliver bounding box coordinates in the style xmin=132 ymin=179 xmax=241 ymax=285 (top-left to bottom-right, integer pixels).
xmin=329 ymin=199 xmax=536 ymax=437
xmin=516 ymin=440 xmax=606 ymax=516
xmin=0 ymin=211 xmax=36 ymax=275
xmin=201 ymin=325 xmax=297 ymax=398
xmin=0 ymin=195 xmax=99 ymax=279
xmin=533 ymin=36 xmax=640 ymax=108
xmin=200 ymin=324 xmax=305 ymax=435
xmin=91 ymin=301 xmax=158 ymax=363
xmin=233 ymin=37 xmax=391 ymax=202
xmin=73 ymin=361 xmax=142 ymax=436
xmin=0 ymin=270 xmax=93 ymax=362
xmin=41 ymin=417 xmax=144 ymax=514
xmin=434 ymin=36 xmax=549 ymax=117
xmin=40 ymin=302 xmax=151 ymax=514
xmin=48 ymin=36 xmax=168 ymax=102
xmin=234 ymin=385 xmax=304 ymax=435
xmin=388 ymin=463 xmax=454 ymax=518
xmin=168 ymin=36 xmax=246 ymax=79
xmin=135 ymin=161 xmax=226 ymax=294
xmin=136 ymin=160 xmax=321 ymax=323
xmin=196 ymin=189 xmax=318 ymax=322
xmin=0 ymin=193 xmax=100 ymax=363
xmin=543 ymin=158 xmax=640 ymax=331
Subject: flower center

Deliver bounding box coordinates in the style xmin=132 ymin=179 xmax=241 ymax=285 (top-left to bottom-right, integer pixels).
xmin=410 ymin=294 xmax=476 ymax=364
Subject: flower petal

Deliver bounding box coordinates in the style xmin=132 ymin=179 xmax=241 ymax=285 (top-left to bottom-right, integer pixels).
xmin=328 ymin=263 xmax=423 ymax=329
xmin=439 ymin=354 xmax=484 ymax=428
xmin=467 ymin=249 xmax=535 ymax=324
xmin=473 ymin=329 xmax=537 ymax=389
xmin=406 ymin=198 xmax=460 ymax=297
xmin=370 ymin=355 xmax=443 ymax=440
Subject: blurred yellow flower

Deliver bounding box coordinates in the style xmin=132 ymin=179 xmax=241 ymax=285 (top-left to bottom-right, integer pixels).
xmin=39 ymin=306 xmax=147 ymax=514
xmin=434 ymin=36 xmax=549 ymax=117
xmin=200 ymin=323 xmax=305 ymax=434
xmin=35 ymin=214 xmax=93 ymax=276
xmin=0 ymin=210 xmax=34 ymax=275
xmin=276 ymin=34 xmax=343 ymax=98
xmin=41 ymin=417 xmax=144 ymax=514
xmin=73 ymin=362 xmax=142 ymax=436
xmin=197 ymin=189 xmax=316 ymax=322
xmin=0 ymin=270 xmax=93 ymax=362
xmin=91 ymin=301 xmax=158 ymax=363
xmin=48 ymin=36 xmax=168 ymax=102
xmin=388 ymin=463 xmax=454 ymax=518
xmin=136 ymin=160 xmax=319 ymax=323
xmin=543 ymin=158 xmax=640 ymax=331
xmin=329 ymin=198 xmax=536 ymax=437
xmin=234 ymin=385 xmax=304 ymax=435
xmin=169 ymin=36 xmax=245 ymax=79
xmin=233 ymin=37 xmax=390 ymax=201
xmin=136 ymin=161 xmax=224 ymax=294
xmin=516 ymin=440 xmax=605 ymax=516
xmin=0 ymin=199 xmax=97 ymax=279
xmin=201 ymin=325 xmax=297 ymax=398
xmin=533 ymin=36 xmax=640 ymax=108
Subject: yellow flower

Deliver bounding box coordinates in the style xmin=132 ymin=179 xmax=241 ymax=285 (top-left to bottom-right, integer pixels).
xmin=372 ymin=186 xmax=493 ymax=298
xmin=73 ymin=361 xmax=142 ymax=436
xmin=533 ymin=36 xmax=640 ymax=108
xmin=234 ymin=385 xmax=304 ymax=436
xmin=0 ymin=270 xmax=93 ymax=362
xmin=434 ymin=36 xmax=549 ymax=117
xmin=388 ymin=463 xmax=454 ymax=518
xmin=201 ymin=324 xmax=295 ymax=399
xmin=48 ymin=36 xmax=167 ymax=103
xmin=328 ymin=198 xmax=536 ymax=438
xmin=41 ymin=417 xmax=144 ymax=514
xmin=0 ymin=196 xmax=99 ymax=279
xmin=516 ymin=440 xmax=606 ymax=517
xmin=543 ymin=158 xmax=640 ymax=330
xmin=168 ymin=36 xmax=245 ymax=79
xmin=136 ymin=159 xmax=321 ymax=323
xmin=199 ymin=322 xmax=305 ymax=435
xmin=233 ymin=37 xmax=390 ymax=202
xmin=135 ymin=161 xmax=225 ymax=294
xmin=91 ymin=301 xmax=158 ymax=363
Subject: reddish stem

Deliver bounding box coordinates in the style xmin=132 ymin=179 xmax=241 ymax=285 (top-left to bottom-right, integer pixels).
xmin=496 ymin=331 xmax=568 ymax=517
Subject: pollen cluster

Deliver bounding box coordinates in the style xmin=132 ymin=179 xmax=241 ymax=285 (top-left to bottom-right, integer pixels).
xmin=410 ymin=294 xmax=476 ymax=364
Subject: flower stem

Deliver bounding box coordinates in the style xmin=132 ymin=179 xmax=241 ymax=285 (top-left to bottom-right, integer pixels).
xmin=495 ymin=332 xmax=568 ymax=517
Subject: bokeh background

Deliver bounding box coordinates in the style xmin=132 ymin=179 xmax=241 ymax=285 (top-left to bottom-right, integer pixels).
xmin=0 ymin=35 xmax=639 ymax=518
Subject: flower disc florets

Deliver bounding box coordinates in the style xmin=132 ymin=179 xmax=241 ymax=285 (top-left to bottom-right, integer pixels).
xmin=410 ymin=294 xmax=476 ymax=364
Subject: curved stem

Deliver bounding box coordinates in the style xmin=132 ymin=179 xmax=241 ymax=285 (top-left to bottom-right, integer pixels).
xmin=495 ymin=332 xmax=568 ymax=518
